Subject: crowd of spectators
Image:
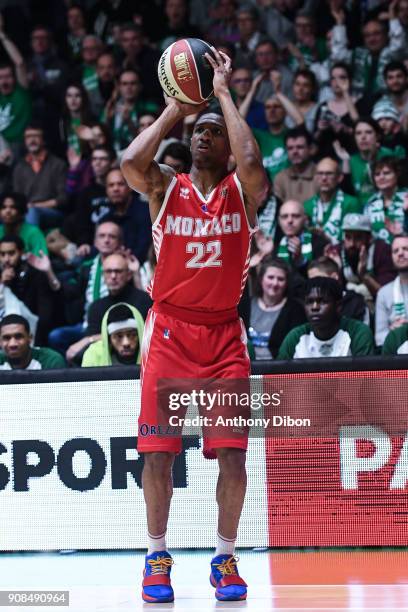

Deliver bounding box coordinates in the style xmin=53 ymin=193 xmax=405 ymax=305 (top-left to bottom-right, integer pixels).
xmin=1 ymin=0 xmax=408 ymax=370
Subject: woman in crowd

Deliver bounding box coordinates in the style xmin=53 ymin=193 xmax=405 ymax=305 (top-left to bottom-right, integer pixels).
xmin=272 ymin=68 xmax=319 ymax=133
xmin=58 ymin=82 xmax=95 ymax=157
xmin=349 ymin=118 xmax=397 ymax=207
xmin=314 ymin=62 xmax=359 ymax=156
xmin=249 ymin=257 xmax=306 ymax=359
xmin=365 ymin=157 xmax=408 ymax=244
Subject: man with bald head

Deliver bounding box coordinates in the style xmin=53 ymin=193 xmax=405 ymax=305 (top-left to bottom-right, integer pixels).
xmin=303 ymin=157 xmax=361 ymax=244
xmin=276 ymin=199 xmax=329 ymax=277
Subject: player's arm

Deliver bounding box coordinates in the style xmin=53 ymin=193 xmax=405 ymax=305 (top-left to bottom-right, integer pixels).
xmin=121 ymin=98 xmax=207 ymax=218
xmin=206 ymin=48 xmax=269 ymax=226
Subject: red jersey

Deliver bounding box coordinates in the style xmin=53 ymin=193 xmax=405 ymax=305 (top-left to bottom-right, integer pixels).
xmin=148 ymin=172 xmax=253 ymax=311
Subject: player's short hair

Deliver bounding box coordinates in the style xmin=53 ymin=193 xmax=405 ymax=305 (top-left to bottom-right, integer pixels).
xmin=0 ymin=314 xmax=30 ymax=334
xmin=305 ymin=276 xmax=343 ymax=302
xmin=0 ymin=234 xmax=25 ymax=251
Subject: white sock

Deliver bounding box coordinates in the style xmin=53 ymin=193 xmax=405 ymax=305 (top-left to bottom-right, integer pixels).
xmin=215 ymin=532 xmax=236 ymax=556
xmin=147 ymin=531 xmax=167 ymax=555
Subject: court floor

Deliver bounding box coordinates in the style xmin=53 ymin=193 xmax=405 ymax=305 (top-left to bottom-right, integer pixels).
xmin=1 ymin=549 xmax=408 ymax=611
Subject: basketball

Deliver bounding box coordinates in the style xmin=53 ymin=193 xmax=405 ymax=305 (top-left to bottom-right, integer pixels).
xmin=158 ymin=38 xmax=216 ymax=105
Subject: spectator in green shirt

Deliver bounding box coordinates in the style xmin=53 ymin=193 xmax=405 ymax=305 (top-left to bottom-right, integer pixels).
xmin=252 ymin=96 xmax=290 ymax=182
xmin=0 ymin=13 xmax=31 ymax=154
xmin=0 ymin=314 xmax=65 ymax=370
xmin=304 ymin=157 xmax=361 ymax=244
xmin=0 ymin=62 xmax=31 ymax=151
xmin=0 ymin=192 xmax=48 ymax=256
xmin=278 ymin=277 xmax=374 ymax=359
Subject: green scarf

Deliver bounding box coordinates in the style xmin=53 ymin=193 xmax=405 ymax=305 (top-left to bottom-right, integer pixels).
xmin=258 ymin=194 xmax=278 ymax=238
xmin=309 ymin=190 xmax=345 ymax=243
xmin=393 ymin=277 xmax=407 ymax=319
xmin=83 ymin=256 xmax=109 ymax=327
xmin=277 ymin=231 xmax=313 ymax=263
xmin=365 ymin=189 xmax=407 ymax=244
xmin=352 ymin=47 xmax=390 ymax=96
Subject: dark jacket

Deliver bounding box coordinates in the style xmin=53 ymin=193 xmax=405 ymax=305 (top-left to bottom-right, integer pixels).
xmin=87 ymin=283 xmax=152 ymax=335
xmin=267 ymin=298 xmax=307 ymax=358
xmin=6 ymin=263 xmax=56 ymax=344
xmin=100 ymin=193 xmax=152 ymax=263
xmin=12 ymin=152 xmax=68 ymax=210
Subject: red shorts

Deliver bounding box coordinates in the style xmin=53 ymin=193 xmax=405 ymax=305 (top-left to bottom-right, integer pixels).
xmin=138 ymin=302 xmax=250 ymax=457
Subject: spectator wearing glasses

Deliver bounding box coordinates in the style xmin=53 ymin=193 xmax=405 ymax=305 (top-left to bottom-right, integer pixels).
xmin=230 ymin=67 xmax=267 ymax=130
xmin=65 ymin=252 xmax=151 ymax=363
xmin=12 ymin=124 xmax=67 ymax=230
xmin=62 ymin=145 xmax=115 ymax=250
xmin=48 ymin=221 xmax=122 ymax=356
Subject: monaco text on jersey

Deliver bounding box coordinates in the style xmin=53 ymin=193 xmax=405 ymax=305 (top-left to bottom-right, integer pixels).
xmin=164 ymin=213 xmax=242 ymax=237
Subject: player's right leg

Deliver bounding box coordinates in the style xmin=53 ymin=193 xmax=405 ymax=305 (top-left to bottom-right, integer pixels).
xmin=141 ymin=451 xmax=175 ymax=603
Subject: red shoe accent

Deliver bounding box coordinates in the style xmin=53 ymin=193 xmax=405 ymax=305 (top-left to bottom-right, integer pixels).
xmin=217 ymin=574 xmax=247 ymax=588
xmin=143 ymin=575 xmax=172 ymax=587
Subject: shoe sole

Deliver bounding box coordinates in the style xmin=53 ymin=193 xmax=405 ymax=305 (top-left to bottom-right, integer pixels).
xmin=142 ymin=591 xmax=174 ymax=604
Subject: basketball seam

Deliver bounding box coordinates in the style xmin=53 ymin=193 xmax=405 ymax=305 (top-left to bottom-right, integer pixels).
xmin=186 ymin=39 xmax=202 ymax=103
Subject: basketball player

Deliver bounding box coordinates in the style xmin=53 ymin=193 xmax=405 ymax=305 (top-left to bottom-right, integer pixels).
xmin=121 ymin=47 xmax=268 ymax=603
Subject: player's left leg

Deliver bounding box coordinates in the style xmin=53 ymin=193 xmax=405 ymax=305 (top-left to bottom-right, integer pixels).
xmin=210 ymin=448 xmax=248 ymax=601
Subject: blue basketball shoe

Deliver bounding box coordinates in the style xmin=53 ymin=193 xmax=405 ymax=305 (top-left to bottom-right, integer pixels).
xmin=142 ymin=551 xmax=174 ymax=603
xmin=209 ymin=554 xmax=247 ymax=601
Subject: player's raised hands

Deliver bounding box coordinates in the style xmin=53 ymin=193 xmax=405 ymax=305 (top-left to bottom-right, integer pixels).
xmin=205 ymin=48 xmax=232 ymax=98
xmin=164 ymin=93 xmax=208 ymax=118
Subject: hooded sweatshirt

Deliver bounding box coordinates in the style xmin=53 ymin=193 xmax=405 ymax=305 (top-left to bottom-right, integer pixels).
xmin=81 ymin=302 xmax=145 ymax=367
